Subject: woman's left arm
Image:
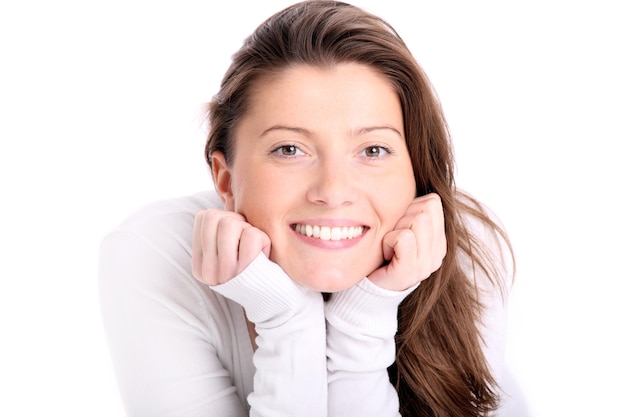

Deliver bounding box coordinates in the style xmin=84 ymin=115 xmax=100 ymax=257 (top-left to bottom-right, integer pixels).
xmin=325 ymin=194 xmax=446 ymax=417
xmin=462 ymin=207 xmax=516 ymax=391
xmin=325 ymin=279 xmax=416 ymax=417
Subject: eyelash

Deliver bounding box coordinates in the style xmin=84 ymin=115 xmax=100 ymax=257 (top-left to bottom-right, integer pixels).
xmin=360 ymin=145 xmax=393 ymax=158
xmin=269 ymin=143 xmax=394 ymax=159
xmin=270 ymin=144 xmax=304 ymax=157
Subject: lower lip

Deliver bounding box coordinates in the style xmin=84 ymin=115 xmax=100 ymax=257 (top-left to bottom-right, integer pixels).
xmin=291 ymin=227 xmax=367 ymax=249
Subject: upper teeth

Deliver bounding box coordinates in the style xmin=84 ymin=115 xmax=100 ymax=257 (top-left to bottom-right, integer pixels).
xmin=294 ymin=224 xmax=364 ymax=240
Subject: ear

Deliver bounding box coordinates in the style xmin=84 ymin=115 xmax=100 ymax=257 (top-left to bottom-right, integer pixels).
xmin=211 ymin=151 xmax=235 ymax=210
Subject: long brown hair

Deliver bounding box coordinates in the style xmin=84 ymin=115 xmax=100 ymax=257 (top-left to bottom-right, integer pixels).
xmin=204 ymin=1 xmax=514 ymax=416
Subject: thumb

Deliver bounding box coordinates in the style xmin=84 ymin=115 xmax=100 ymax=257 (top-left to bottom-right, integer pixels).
xmin=261 ymin=233 xmax=271 ymax=258
xmin=369 ymin=229 xmax=417 ymax=291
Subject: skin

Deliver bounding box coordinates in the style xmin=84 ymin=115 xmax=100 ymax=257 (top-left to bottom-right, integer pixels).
xmin=192 ymin=63 xmax=446 ymax=292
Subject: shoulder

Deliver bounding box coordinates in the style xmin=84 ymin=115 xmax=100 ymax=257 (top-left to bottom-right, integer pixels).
xmin=108 ymin=190 xmax=222 ymax=242
xmin=101 ymin=190 xmax=222 ymax=259
xmin=454 ymin=191 xmax=515 ymax=383
xmin=97 ymin=191 xmax=251 ymax=407
xmin=98 ymin=189 xmax=225 ymax=306
xmin=454 ymin=190 xmax=515 ymax=296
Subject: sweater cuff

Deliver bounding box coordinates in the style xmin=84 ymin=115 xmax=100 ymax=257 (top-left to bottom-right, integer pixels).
xmin=325 ymin=278 xmax=419 ymax=338
xmin=210 ymin=253 xmax=312 ymax=326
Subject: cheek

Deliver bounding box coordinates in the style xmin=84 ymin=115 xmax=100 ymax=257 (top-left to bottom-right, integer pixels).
xmin=234 ymin=188 xmax=267 ymax=221
xmin=380 ymin=178 xmax=416 ymax=222
xmin=232 ymin=177 xmax=283 ymax=231
xmin=230 ymin=165 xmax=266 ymax=210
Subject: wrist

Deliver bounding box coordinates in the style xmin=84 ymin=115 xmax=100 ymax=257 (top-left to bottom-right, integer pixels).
xmin=326 ymin=278 xmax=418 ymax=337
xmin=211 ymin=253 xmax=320 ymax=326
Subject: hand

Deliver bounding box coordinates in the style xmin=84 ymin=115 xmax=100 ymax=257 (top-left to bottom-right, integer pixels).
xmin=192 ymin=209 xmax=272 ymax=286
xmin=368 ymin=193 xmax=446 ymax=291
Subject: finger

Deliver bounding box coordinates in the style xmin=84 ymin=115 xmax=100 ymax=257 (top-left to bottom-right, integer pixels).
xmin=383 ymin=228 xmax=418 ymax=271
xmin=191 ymin=210 xmax=207 ymax=281
xmin=410 ymin=212 xmax=437 ymax=280
xmin=194 ymin=209 xmax=246 ymax=285
xmin=373 ymin=228 xmax=419 ymax=291
xmin=198 ymin=209 xmax=223 ymax=284
xmin=382 ymin=212 xmax=440 ymax=286
xmin=214 ymin=215 xmax=248 ymax=282
xmin=237 ymin=226 xmax=272 ymax=274
xmin=395 ymin=193 xmax=443 ymax=231
xmin=396 ymin=194 xmax=446 ymax=271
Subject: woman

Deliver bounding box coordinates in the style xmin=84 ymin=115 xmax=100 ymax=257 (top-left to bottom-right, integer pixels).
xmin=99 ymin=1 xmax=516 ymax=416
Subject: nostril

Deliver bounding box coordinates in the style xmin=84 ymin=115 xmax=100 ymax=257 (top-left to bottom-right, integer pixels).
xmin=306 ymin=173 xmax=358 ymax=207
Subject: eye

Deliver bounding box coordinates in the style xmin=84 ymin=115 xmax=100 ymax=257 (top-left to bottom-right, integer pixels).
xmin=360 ymin=145 xmax=391 ymax=158
xmin=272 ymin=144 xmax=304 ymax=157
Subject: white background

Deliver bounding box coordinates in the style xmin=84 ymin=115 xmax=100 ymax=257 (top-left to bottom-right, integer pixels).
xmin=1 ymin=1 xmax=624 ymax=416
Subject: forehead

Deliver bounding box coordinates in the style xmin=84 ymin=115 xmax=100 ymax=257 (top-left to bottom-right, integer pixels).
xmin=241 ymin=63 xmax=402 ymax=126
xmin=249 ymin=62 xmax=395 ymax=94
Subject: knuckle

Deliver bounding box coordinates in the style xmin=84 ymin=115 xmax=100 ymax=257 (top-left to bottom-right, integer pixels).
xmin=200 ymin=262 xmax=218 ymax=285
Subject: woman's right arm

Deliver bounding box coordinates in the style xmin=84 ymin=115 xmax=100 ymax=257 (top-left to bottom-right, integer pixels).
xmin=192 ymin=209 xmax=328 ymax=417
xmin=210 ymin=253 xmax=327 ymax=417
xmin=99 ymin=208 xmax=327 ymax=417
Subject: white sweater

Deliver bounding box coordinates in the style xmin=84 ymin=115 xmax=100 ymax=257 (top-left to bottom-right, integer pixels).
xmin=98 ymin=190 xmax=513 ymax=417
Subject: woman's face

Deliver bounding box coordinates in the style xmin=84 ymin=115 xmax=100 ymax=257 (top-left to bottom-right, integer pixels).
xmin=213 ymin=63 xmax=416 ymax=292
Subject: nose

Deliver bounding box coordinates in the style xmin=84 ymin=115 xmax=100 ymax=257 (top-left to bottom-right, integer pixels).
xmin=306 ymin=157 xmax=358 ymax=207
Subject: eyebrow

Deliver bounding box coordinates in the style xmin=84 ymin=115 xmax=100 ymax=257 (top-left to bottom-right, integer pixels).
xmin=259 ymin=125 xmax=311 ymax=138
xmin=259 ymin=125 xmax=402 ymax=138
xmin=355 ymin=126 xmax=403 ymax=137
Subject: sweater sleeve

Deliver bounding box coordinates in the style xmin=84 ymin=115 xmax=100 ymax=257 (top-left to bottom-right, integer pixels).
xmin=211 ymin=253 xmax=327 ymax=417
xmin=325 ymin=279 xmax=417 ymax=417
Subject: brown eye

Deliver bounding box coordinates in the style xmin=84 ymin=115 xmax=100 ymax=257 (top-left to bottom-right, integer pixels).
xmin=272 ymin=144 xmax=304 ymax=157
xmin=280 ymin=145 xmax=298 ymax=155
xmin=361 ymin=146 xmax=390 ymax=158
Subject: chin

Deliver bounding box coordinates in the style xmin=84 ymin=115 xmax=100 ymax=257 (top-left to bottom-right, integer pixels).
xmin=288 ymin=265 xmax=375 ymax=293
xmin=270 ymin=247 xmax=384 ymax=293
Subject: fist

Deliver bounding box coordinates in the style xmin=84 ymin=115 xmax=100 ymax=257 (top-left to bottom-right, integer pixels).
xmin=368 ymin=193 xmax=446 ymax=291
xmin=191 ymin=209 xmax=271 ymax=286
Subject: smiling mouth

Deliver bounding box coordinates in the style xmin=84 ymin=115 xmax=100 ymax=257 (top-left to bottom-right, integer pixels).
xmin=293 ymin=224 xmax=365 ymax=241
